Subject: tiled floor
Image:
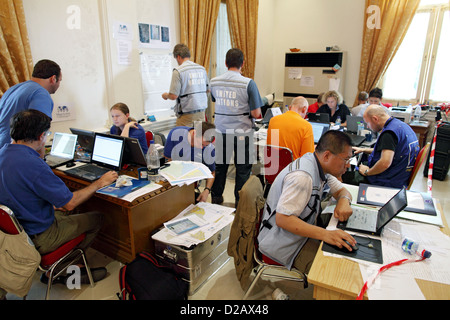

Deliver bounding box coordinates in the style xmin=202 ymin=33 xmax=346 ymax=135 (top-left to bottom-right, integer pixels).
xmin=5 ymin=163 xmax=449 ymax=301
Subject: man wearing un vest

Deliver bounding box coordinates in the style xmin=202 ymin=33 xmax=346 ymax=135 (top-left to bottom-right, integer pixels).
xmin=258 ymin=131 xmax=356 ymax=273
xmin=210 ymin=48 xmax=263 ymax=206
xmin=162 ymin=44 xmax=209 ymax=127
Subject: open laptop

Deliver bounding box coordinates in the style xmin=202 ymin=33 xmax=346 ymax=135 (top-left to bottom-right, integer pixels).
xmin=45 ymin=132 xmax=78 ymax=168
xmin=70 ymin=128 xmax=95 ymax=153
xmin=309 ymin=122 xmax=330 ymax=144
xmin=259 ymin=107 xmax=282 ymax=125
xmin=337 ymin=187 xmax=407 ymax=236
xmin=65 ymin=133 xmax=125 ymax=181
xmin=122 ymin=136 xmax=147 ymax=167
xmin=345 ymin=116 xmax=369 ymax=146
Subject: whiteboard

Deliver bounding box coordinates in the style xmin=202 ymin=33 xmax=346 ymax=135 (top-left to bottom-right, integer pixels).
xmin=140 ymin=53 xmax=175 ymax=115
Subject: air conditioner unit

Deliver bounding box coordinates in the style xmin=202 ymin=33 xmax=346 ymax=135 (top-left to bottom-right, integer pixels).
xmin=283 ymin=51 xmax=347 ymax=106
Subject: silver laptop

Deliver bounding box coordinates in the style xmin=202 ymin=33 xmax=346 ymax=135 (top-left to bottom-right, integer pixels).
xmin=65 ymin=133 xmax=125 ymax=181
xmin=45 ymin=132 xmax=78 ymax=168
xmin=309 ymin=122 xmax=330 ymax=144
xmin=337 ymin=187 xmax=407 ymax=235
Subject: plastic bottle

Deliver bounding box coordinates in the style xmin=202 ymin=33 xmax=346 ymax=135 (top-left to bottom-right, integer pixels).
xmin=414 ymin=106 xmax=421 ymax=122
xmin=335 ymin=116 xmax=341 ymax=126
xmin=357 ymin=122 xmax=364 ymax=136
xmin=401 ymin=238 xmax=432 ymax=259
xmin=272 ymin=288 xmax=290 ymax=300
xmin=146 ymin=140 xmax=160 ymax=182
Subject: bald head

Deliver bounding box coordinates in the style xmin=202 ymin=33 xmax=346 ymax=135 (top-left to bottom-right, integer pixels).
xmin=363 ymin=104 xmax=390 ymax=132
xmin=290 ymin=96 xmax=308 ymax=118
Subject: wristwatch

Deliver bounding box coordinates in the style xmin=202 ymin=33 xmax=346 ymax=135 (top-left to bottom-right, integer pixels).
xmin=204 ymin=187 xmax=211 ymax=193
xmin=364 ymin=168 xmax=370 ymax=176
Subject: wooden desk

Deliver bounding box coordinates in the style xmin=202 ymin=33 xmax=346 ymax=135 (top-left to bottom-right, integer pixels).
xmin=308 ymin=201 xmax=450 ymax=300
xmin=409 ymin=121 xmax=431 ymax=149
xmin=54 ymin=169 xmax=194 ymax=263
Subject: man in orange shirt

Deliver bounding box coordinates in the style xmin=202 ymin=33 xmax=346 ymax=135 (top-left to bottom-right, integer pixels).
xmin=267 ymin=96 xmax=315 ymax=160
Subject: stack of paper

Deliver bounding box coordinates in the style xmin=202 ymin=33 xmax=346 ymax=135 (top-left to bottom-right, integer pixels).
xmin=159 ymin=160 xmax=213 ymax=186
xmin=152 ymin=202 xmax=235 ymax=247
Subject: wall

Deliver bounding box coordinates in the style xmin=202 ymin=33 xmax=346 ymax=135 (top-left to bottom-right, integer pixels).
xmin=254 ymin=0 xmax=365 ymax=106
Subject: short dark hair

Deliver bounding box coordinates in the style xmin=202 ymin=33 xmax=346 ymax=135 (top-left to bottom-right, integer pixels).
xmin=10 ymin=110 xmax=51 ymax=142
xmin=32 ymin=59 xmax=61 ymax=81
xmin=226 ymin=48 xmax=244 ymax=69
xmin=316 ymin=130 xmax=352 ymax=155
xmin=369 ymin=87 xmax=383 ymax=99
xmin=193 ymin=121 xmax=216 ymax=142
xmin=173 ymin=44 xmax=191 ymax=59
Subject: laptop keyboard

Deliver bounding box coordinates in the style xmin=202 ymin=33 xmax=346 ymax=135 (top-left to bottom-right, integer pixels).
xmin=65 ymin=164 xmax=111 ymax=181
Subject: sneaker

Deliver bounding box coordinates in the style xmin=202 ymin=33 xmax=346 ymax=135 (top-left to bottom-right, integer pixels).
xmin=211 ymin=195 xmax=224 ymax=204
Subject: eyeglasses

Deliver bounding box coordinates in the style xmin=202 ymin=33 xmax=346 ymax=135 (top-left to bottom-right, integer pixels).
xmin=44 ymin=131 xmax=52 ymax=137
xmin=334 ymin=154 xmax=353 ymax=164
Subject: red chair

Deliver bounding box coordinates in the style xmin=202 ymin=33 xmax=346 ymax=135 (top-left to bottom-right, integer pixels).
xmin=145 ymin=130 xmax=154 ymax=148
xmin=407 ymin=143 xmax=430 ymax=190
xmin=262 ymin=145 xmax=293 ymax=197
xmin=0 ymin=205 xmax=94 ymax=300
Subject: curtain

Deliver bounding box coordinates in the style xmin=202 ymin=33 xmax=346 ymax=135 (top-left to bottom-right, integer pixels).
xmin=0 ymin=0 xmax=33 ymax=97
xmin=226 ymin=0 xmax=259 ymax=79
xmin=179 ymin=0 xmax=221 ymax=73
xmin=355 ymin=0 xmax=420 ymax=106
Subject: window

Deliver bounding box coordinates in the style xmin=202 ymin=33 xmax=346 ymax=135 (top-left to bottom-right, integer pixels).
xmin=210 ymin=1 xmax=231 ymax=79
xmin=382 ymin=0 xmax=449 ymax=104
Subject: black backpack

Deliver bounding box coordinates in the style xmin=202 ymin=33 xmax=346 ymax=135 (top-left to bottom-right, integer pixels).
xmin=118 ymin=251 xmax=189 ymax=300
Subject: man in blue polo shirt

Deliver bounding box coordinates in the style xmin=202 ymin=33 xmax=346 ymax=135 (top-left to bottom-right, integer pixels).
xmin=0 ymin=110 xmax=118 ymax=299
xmin=0 ymin=59 xmax=62 ymax=149
xmin=164 ymin=121 xmax=216 ymax=202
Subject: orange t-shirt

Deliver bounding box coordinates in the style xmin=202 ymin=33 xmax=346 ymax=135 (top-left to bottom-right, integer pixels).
xmin=267 ymin=111 xmax=315 ymax=160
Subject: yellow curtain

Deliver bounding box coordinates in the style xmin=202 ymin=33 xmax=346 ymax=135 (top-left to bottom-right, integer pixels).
xmin=0 ymin=0 xmax=33 ymax=97
xmin=226 ymin=0 xmax=259 ymax=79
xmin=355 ymin=0 xmax=420 ymax=106
xmin=179 ymin=0 xmax=221 ymax=73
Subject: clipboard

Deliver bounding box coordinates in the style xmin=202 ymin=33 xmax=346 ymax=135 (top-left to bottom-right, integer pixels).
xmin=357 ymin=183 xmax=436 ymax=216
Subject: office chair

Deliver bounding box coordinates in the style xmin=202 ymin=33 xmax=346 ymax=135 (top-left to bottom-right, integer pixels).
xmin=242 ymin=206 xmax=308 ymax=300
xmin=145 ymin=130 xmax=154 ymax=148
xmin=0 ymin=205 xmax=94 ymax=300
xmin=263 ymin=145 xmax=293 ymax=196
xmin=407 ymin=143 xmax=430 ymax=190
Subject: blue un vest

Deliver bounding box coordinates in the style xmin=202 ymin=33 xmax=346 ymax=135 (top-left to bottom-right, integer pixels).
xmin=368 ymin=117 xmax=419 ymax=188
xmin=257 ymin=153 xmax=327 ymax=269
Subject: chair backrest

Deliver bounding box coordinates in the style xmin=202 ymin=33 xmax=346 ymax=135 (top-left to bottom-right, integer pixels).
xmin=263 ymin=145 xmax=293 ymax=185
xmin=407 ymin=142 xmax=430 ymax=190
xmin=145 ymin=131 xmax=154 ymax=148
xmin=0 ymin=205 xmax=22 ymax=235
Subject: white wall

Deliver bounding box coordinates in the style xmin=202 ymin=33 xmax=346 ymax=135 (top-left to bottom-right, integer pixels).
xmin=254 ymin=0 xmax=365 ymax=106
xmin=21 ymin=0 xmax=364 ymax=135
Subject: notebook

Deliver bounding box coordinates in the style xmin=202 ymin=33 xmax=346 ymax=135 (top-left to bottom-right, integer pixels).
xmin=65 ymin=133 xmax=125 ymax=181
xmin=309 ymin=122 xmax=330 ymax=144
xmin=337 ymin=187 xmax=407 ymax=236
xmin=45 ymin=132 xmax=78 ymax=168
xmin=345 ymin=116 xmax=369 ymax=147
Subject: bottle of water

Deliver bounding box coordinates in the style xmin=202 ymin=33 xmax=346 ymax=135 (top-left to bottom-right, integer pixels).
xmin=335 ymin=116 xmax=341 ymax=126
xmin=146 ymin=140 xmax=160 ymax=182
xmin=414 ymin=106 xmax=421 ymax=122
xmin=272 ymin=288 xmax=290 ymax=300
xmin=401 ymin=238 xmax=432 ymax=259
xmin=357 ymin=122 xmax=364 ymax=136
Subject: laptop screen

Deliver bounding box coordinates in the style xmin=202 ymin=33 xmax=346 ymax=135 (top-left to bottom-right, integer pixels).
xmin=70 ymin=128 xmax=95 ymax=152
xmin=376 ymin=187 xmax=408 ymax=230
xmin=122 ymin=137 xmax=146 ymax=166
xmin=309 ymin=122 xmax=330 ymax=143
xmin=51 ymin=132 xmax=77 ymax=159
xmin=346 ymin=116 xmax=368 ymax=133
xmin=91 ymin=133 xmax=125 ymax=170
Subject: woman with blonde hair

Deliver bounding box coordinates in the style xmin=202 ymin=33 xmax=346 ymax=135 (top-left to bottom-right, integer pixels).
xmin=317 ymin=90 xmax=351 ymax=126
xmin=110 ymin=103 xmax=148 ymax=154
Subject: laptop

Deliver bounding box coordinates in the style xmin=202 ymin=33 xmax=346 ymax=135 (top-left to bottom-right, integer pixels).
xmin=308 ymin=113 xmax=330 ymax=124
xmin=337 ymin=187 xmax=407 ymax=235
xmin=345 ymin=116 xmax=369 ymax=146
xmin=122 ymin=137 xmax=147 ymax=167
xmin=45 ymin=132 xmax=78 ymax=168
xmin=309 ymin=122 xmax=330 ymax=144
xmin=65 ymin=133 xmax=125 ymax=181
xmin=70 ymin=128 xmax=95 ymax=153
xmin=259 ymin=107 xmax=282 ymax=125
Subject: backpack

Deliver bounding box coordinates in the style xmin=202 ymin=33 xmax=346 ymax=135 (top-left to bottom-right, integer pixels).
xmin=118 ymin=251 xmax=189 ymax=300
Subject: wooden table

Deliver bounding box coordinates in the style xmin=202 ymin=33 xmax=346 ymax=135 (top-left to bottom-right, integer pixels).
xmin=409 ymin=121 xmax=431 ymax=149
xmin=54 ymin=169 xmax=194 ymax=263
xmin=308 ymin=201 xmax=450 ymax=300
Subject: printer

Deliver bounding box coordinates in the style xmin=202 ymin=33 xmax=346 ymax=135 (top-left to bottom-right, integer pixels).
xmin=390 ymin=105 xmax=413 ymax=123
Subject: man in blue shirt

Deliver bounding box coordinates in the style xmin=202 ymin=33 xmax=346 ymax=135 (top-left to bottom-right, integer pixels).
xmin=164 ymin=122 xmax=216 ymax=202
xmin=0 ymin=60 xmax=62 ymax=149
xmin=0 ymin=110 xmax=118 ymax=298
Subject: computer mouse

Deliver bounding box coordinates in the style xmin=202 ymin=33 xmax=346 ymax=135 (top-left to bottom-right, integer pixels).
xmin=343 ymin=240 xmax=358 ymax=252
xmin=66 ymin=162 xmax=76 ymax=168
